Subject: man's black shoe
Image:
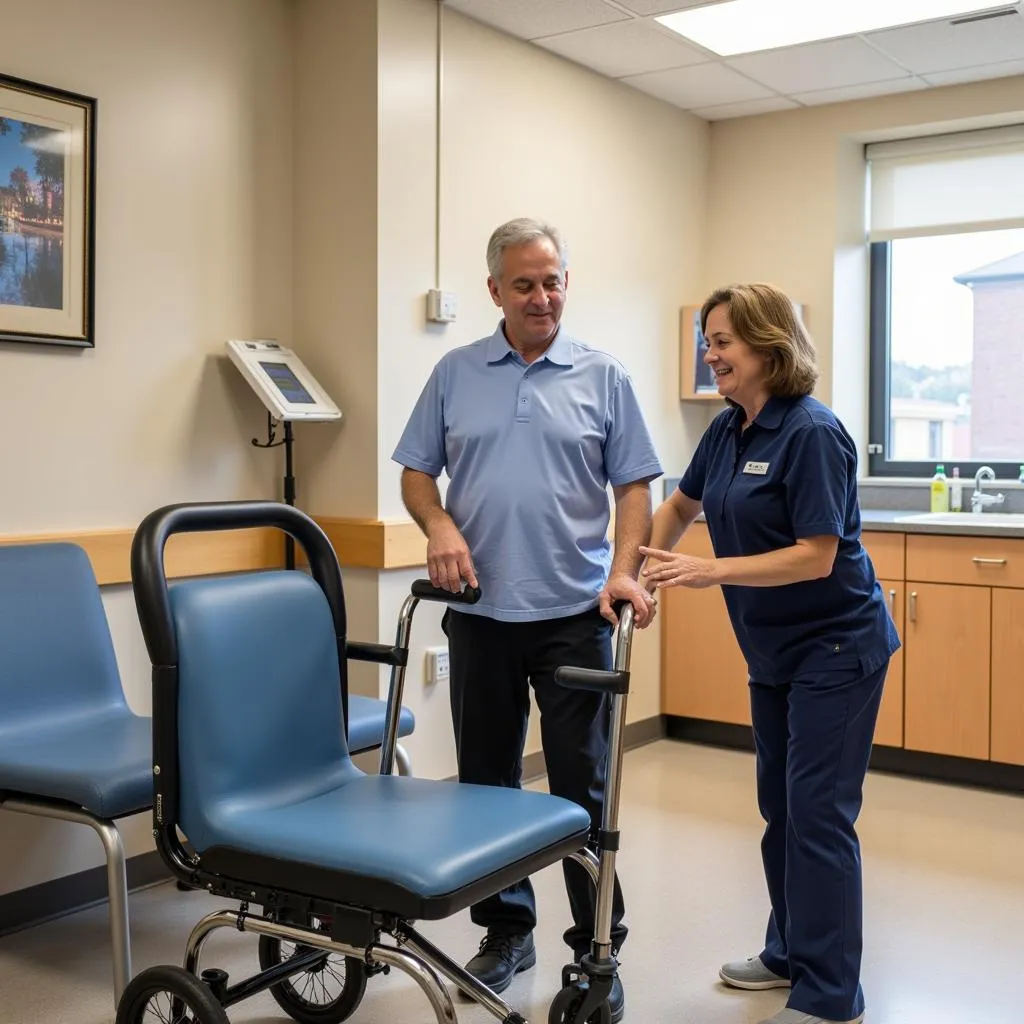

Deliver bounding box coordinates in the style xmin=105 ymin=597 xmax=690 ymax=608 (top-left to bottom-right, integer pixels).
xmin=463 ymin=932 xmax=536 ymax=994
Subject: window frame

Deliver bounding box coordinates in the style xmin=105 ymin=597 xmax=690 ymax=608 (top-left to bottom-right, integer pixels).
xmin=868 ymin=238 xmax=1022 ymax=482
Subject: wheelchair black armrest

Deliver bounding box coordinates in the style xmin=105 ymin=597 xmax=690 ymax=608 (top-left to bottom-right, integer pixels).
xmin=411 ymin=580 xmax=482 ymax=604
xmin=554 ymin=667 xmax=630 ymax=695
xmin=346 ymin=641 xmax=408 ymax=667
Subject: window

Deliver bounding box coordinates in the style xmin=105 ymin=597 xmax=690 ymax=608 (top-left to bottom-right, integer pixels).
xmin=867 ymin=127 xmax=1024 ymax=478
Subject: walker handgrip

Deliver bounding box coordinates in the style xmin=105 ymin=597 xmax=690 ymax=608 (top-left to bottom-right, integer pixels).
xmin=411 ymin=579 xmax=482 ymax=604
xmin=554 ymin=666 xmax=630 ymax=695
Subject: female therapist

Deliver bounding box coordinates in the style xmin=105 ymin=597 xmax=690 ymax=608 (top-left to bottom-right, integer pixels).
xmin=641 ymin=284 xmax=899 ymax=1024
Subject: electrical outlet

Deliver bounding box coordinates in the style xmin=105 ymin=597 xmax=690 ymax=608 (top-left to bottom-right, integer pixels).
xmin=426 ymin=288 xmax=458 ymax=323
xmin=425 ymin=645 xmax=450 ymax=684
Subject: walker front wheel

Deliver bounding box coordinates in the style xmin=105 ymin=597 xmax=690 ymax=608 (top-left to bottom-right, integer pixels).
xmin=548 ymin=982 xmax=612 ymax=1024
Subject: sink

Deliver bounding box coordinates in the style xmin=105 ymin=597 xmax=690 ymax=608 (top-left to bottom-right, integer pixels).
xmin=894 ymin=511 xmax=1024 ymax=527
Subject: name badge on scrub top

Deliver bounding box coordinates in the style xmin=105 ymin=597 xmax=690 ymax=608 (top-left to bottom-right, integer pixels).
xmin=743 ymin=461 xmax=770 ymax=475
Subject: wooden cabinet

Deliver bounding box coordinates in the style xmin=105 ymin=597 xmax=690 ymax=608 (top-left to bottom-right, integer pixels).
xmin=903 ymin=582 xmax=990 ymax=759
xmin=873 ymin=579 xmax=904 ymax=748
xmin=659 ymin=524 xmax=1024 ymax=770
xmin=991 ymin=588 xmax=1024 ymax=766
xmin=661 ymin=524 xmax=750 ymax=726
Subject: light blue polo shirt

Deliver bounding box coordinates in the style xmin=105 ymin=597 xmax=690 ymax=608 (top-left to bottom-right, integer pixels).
xmin=392 ymin=322 xmax=663 ymax=622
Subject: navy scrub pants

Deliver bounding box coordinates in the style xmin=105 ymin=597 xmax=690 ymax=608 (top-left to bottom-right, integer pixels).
xmin=749 ymin=661 xmax=888 ymax=1022
xmin=443 ymin=606 xmax=627 ymax=956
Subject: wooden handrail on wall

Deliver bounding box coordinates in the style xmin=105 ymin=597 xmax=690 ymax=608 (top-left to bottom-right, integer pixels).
xmin=0 ymin=518 xmax=428 ymax=584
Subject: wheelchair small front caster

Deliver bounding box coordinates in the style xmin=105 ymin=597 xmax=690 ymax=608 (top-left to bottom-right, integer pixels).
xmin=115 ymin=964 xmax=229 ymax=1024
xmin=258 ymin=911 xmax=367 ymax=1023
xmin=548 ymin=981 xmax=612 ymax=1024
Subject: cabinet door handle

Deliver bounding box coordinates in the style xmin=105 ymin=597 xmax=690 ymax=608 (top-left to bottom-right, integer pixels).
xmin=972 ymin=557 xmax=1007 ymax=566
xmin=909 ymin=590 xmax=917 ymax=623
xmin=887 ymin=588 xmax=896 ymax=617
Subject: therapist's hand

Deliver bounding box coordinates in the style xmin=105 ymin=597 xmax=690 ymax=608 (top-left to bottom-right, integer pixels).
xmin=426 ymin=518 xmax=479 ymax=593
xmin=639 ymin=546 xmax=720 ymax=590
xmin=600 ymin=572 xmax=657 ymax=629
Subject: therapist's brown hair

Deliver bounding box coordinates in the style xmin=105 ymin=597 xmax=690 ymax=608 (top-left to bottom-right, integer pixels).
xmin=700 ymin=283 xmax=818 ymax=398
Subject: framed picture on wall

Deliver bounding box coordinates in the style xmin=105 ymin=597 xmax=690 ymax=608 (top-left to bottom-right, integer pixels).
xmin=679 ymin=301 xmax=806 ymax=401
xmin=0 ymin=73 xmax=96 ymax=348
xmin=679 ymin=304 xmax=719 ymax=400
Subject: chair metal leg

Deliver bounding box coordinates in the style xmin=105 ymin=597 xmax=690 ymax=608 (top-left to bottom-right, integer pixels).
xmin=395 ymin=742 xmax=413 ymax=777
xmin=2 ymin=797 xmax=132 ymax=1008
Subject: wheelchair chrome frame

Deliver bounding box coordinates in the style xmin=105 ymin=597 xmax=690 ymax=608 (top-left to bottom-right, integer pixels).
xmin=129 ymin=502 xmax=633 ymax=1024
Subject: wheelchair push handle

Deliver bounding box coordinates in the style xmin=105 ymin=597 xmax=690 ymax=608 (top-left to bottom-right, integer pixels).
xmin=410 ymin=579 xmax=482 ymax=605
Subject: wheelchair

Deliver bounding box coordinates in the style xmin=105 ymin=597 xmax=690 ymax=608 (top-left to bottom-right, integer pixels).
xmin=119 ymin=500 xmax=635 ymax=1024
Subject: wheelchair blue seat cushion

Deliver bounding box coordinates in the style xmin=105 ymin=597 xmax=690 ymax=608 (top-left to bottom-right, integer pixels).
xmin=195 ymin=776 xmax=592 ymax=920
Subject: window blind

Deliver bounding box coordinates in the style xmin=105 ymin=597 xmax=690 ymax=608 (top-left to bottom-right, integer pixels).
xmin=866 ymin=124 xmax=1024 ymax=241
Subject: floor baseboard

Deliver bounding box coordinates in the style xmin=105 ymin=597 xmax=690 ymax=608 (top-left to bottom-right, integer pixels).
xmin=0 ymin=849 xmax=169 ymax=939
xmin=666 ymin=715 xmax=1024 ymax=794
xmin=522 ymin=714 xmax=667 ymax=783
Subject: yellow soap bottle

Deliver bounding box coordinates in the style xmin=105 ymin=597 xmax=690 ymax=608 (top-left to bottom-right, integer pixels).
xmin=930 ymin=464 xmax=949 ymax=513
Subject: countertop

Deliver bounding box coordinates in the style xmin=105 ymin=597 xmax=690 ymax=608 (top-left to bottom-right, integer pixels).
xmin=661 ymin=477 xmax=1024 ymax=539
xmin=858 ymin=509 xmax=1024 ymax=538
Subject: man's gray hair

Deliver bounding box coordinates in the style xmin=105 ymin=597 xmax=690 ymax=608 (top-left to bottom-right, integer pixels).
xmin=486 ymin=217 xmax=568 ymax=280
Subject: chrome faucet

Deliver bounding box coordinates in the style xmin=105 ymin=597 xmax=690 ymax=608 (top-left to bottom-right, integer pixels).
xmin=971 ymin=466 xmax=1005 ymax=514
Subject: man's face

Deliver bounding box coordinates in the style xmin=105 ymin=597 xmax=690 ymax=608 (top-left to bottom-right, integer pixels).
xmin=488 ymin=238 xmax=567 ymax=352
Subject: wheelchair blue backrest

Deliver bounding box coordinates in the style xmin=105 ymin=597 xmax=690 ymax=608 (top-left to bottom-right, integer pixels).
xmin=0 ymin=543 xmax=126 ymax=736
xmin=170 ymin=570 xmax=361 ymax=853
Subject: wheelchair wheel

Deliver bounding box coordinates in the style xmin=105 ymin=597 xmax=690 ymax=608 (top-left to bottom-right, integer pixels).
xmin=116 ymin=964 xmax=228 ymax=1024
xmin=258 ymin=912 xmax=367 ymax=1023
xmin=549 ymin=982 xmax=612 ymax=1024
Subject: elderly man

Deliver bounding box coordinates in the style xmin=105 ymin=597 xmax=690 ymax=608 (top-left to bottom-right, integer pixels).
xmin=393 ymin=217 xmax=662 ymax=1022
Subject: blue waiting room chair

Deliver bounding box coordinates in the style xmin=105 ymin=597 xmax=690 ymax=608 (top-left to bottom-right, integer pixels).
xmin=0 ymin=542 xmax=152 ymax=1007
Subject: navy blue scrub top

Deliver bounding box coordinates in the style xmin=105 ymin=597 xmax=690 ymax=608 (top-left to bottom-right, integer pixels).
xmin=679 ymin=395 xmax=899 ymax=684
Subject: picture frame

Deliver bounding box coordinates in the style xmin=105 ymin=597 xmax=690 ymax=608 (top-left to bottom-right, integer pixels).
xmin=0 ymin=72 xmax=96 ymax=348
xmin=679 ymin=301 xmax=807 ymax=401
xmin=679 ymin=304 xmax=720 ymax=401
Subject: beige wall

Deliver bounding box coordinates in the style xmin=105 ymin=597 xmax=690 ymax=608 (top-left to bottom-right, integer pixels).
xmin=704 ymin=76 xmax=1024 ymax=465
xmin=371 ymin=1 xmax=710 ymax=779
xmin=0 ymin=0 xmax=294 ymax=894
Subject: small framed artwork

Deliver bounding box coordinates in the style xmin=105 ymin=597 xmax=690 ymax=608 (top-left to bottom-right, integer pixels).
xmin=0 ymin=72 xmax=96 ymax=348
xmin=679 ymin=301 xmax=807 ymax=401
xmin=679 ymin=304 xmax=719 ymax=401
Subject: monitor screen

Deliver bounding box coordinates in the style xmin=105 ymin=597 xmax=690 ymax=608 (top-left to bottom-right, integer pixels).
xmin=258 ymin=361 xmax=316 ymax=404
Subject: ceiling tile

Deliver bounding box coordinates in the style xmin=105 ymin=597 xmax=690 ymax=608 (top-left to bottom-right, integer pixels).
xmin=537 ymin=19 xmax=711 ymax=78
xmin=865 ymin=9 xmax=1024 ymax=74
xmin=727 ymin=36 xmax=910 ymax=94
xmin=443 ymin=0 xmax=627 ymax=41
xmin=606 ymin=0 xmax=720 ymax=13
xmin=621 ymin=61 xmax=776 ymax=109
xmin=922 ymin=57 xmax=1024 ymax=86
xmin=790 ymin=76 xmax=929 ymax=107
xmin=692 ymin=96 xmax=800 ymax=120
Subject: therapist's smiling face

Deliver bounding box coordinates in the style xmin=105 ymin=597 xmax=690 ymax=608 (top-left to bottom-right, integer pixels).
xmin=488 ymin=238 xmax=567 ymax=357
xmin=703 ymin=303 xmax=770 ymax=416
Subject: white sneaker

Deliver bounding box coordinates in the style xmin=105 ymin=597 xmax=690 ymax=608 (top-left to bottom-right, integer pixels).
xmin=719 ymin=956 xmax=791 ymax=990
xmin=757 ymin=1008 xmax=864 ymax=1024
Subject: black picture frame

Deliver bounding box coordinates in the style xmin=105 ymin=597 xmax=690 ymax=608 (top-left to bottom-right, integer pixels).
xmin=0 ymin=72 xmax=96 ymax=348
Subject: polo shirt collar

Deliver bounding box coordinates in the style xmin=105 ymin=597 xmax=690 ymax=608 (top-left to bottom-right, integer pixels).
xmin=731 ymin=394 xmax=793 ymax=432
xmin=485 ymin=321 xmax=574 ymax=366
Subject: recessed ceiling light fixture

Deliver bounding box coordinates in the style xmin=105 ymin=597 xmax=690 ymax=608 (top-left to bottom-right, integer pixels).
xmin=655 ymin=0 xmax=1017 ymax=56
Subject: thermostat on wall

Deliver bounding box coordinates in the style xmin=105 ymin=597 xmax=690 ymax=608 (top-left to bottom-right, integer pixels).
xmin=226 ymin=339 xmax=341 ymax=422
